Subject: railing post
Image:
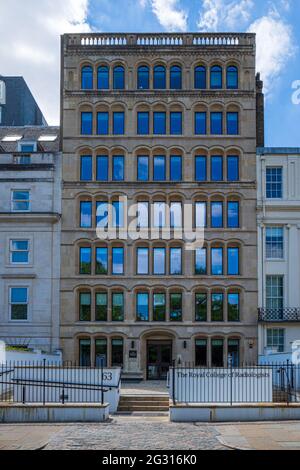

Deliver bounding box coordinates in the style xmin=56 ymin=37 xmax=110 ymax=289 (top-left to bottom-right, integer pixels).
xmin=172 ymin=360 xmax=176 ymax=406
xmin=22 ymin=385 xmax=26 ymax=404
xmin=43 ymin=359 xmax=46 ymax=406
xmin=100 ymin=357 xmax=104 ymax=405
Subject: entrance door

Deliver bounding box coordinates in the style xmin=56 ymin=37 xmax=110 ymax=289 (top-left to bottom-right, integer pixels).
xmin=147 ymin=340 xmax=172 ymax=380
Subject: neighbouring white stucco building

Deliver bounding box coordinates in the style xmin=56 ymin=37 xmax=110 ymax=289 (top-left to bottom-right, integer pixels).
xmin=257 ymin=147 xmax=300 ymax=356
xmin=0 ymin=127 xmax=61 ymax=352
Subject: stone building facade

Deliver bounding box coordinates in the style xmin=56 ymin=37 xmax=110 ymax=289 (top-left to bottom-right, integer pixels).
xmin=60 ymin=33 xmax=258 ymax=379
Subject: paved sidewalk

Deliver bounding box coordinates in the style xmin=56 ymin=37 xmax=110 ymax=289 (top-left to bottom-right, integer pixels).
xmin=0 ymin=424 xmax=62 ymax=450
xmin=121 ymin=381 xmax=169 ymax=395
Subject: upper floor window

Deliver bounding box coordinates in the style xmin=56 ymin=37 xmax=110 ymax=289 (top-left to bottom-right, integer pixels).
xmin=228 ymin=293 xmax=240 ymax=321
xmin=153 ymin=112 xmax=166 ymax=134
xmin=95 ymin=294 xmax=108 ymax=321
xmin=153 ymin=156 xmax=166 ymax=181
xmin=211 ymin=156 xmax=223 ymax=181
xmin=112 ymin=293 xmax=124 ymax=321
xmin=266 ymin=275 xmax=284 ymax=310
xmin=266 ymin=167 xmax=283 ymax=199
xmin=112 ymin=248 xmax=124 ymax=275
xmin=112 ymin=201 xmax=124 ymax=228
xmin=96 ymin=201 xmax=108 ymax=228
xmin=267 ymin=328 xmax=285 ymax=353
xmin=170 ymin=248 xmax=182 ymax=274
xmin=136 ymin=293 xmax=149 ymax=321
xmin=195 ymin=156 xmax=207 ymax=181
xmin=170 ymin=112 xmax=182 ymax=135
xmin=112 ymin=156 xmax=124 ymax=181
xmin=80 ymin=247 xmax=92 ymax=274
xmin=211 ymin=202 xmax=223 ymax=228
xmin=154 ymin=65 xmax=166 ymax=89
xmin=211 ymin=247 xmax=223 ymax=275
xmin=81 ymin=112 xmax=93 ymax=135
xmin=80 ymin=201 xmax=92 ymax=228
xmin=113 ymin=66 xmax=125 ymax=90
xmin=137 ymin=66 xmax=149 ymax=89
xmin=211 ymin=293 xmax=223 ymax=321
xmin=137 ymin=112 xmax=149 ymax=135
xmin=79 ymin=292 xmax=91 ymax=321
xmin=195 ymin=296 xmax=207 ymax=322
xmin=195 ymin=112 xmax=207 ymax=135
xmin=137 ymin=156 xmax=149 ymax=181
xmin=195 ymin=248 xmax=207 ymax=275
xmin=227 ymin=112 xmax=239 ymax=135
xmin=228 ymin=247 xmax=239 ymax=275
xmin=113 ymin=112 xmax=125 ymax=135
xmin=227 ymin=155 xmax=239 ymax=181
xmin=195 ymin=202 xmax=206 ymax=228
xmin=137 ymin=247 xmax=149 ymax=275
xmin=153 ymin=247 xmax=166 ymax=274
xmin=266 ymin=227 xmax=284 ymax=259
xmin=97 ymin=112 xmax=109 ymax=135
xmin=96 ymin=156 xmax=109 ymax=181
xmin=194 ymin=66 xmax=206 ymax=89
xmin=227 ymin=202 xmax=239 ymax=228
xmin=10 ymin=287 xmax=28 ymax=321
xmin=10 ymin=240 xmax=29 ymax=264
xmin=170 ymin=155 xmax=182 ymax=181
xmin=80 ymin=155 xmax=92 ymax=181
xmin=19 ymin=142 xmax=36 ymax=153
xmin=210 ymin=66 xmax=222 ymax=89
xmin=170 ymin=293 xmax=182 ymax=321
xmin=81 ymin=66 xmax=93 ymax=90
xmin=153 ymin=293 xmax=166 ymax=321
xmin=170 ymin=65 xmax=182 ymax=89
xmin=97 ymin=66 xmax=109 ymax=89
xmin=226 ymin=66 xmax=238 ymax=89
xmin=137 ymin=202 xmax=149 ymax=228
xmin=12 ymin=190 xmax=30 ymax=212
xmin=210 ymin=112 xmax=223 ymax=135
xmin=96 ymin=247 xmax=108 ymax=275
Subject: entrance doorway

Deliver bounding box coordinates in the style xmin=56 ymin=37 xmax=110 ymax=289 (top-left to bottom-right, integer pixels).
xmin=147 ymin=340 xmax=172 ymax=380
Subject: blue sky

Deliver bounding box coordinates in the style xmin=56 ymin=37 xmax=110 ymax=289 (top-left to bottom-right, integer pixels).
xmin=1 ymin=0 xmax=300 ymax=147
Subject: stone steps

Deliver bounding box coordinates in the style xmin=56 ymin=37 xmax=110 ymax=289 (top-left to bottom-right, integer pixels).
xmin=118 ymin=395 xmax=170 ymax=412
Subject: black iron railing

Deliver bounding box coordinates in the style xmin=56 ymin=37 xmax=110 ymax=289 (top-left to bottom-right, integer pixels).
xmin=258 ymin=308 xmax=300 ymax=322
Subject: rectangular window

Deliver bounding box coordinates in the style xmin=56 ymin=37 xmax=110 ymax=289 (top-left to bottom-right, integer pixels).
xmin=10 ymin=240 xmax=29 ymax=264
xmin=211 ymin=339 xmax=224 ymax=367
xmin=227 ymin=201 xmax=239 ymax=228
xmin=195 ymin=202 xmax=206 ymax=228
xmin=20 ymin=143 xmax=35 ymax=153
xmin=170 ymin=202 xmax=182 ymax=229
xmin=211 ymin=202 xmax=223 ymax=228
xmin=267 ymin=329 xmax=285 ymax=353
xmin=153 ymin=156 xmax=166 ymax=181
xmin=10 ymin=287 xmax=28 ymax=321
xmin=195 ymin=112 xmax=207 ymax=135
xmin=136 ymin=293 xmax=149 ymax=321
xmin=195 ymin=248 xmax=207 ymax=275
xmin=112 ymin=156 xmax=124 ymax=181
xmin=228 ymin=339 xmax=240 ymax=367
xmin=211 ymin=294 xmax=224 ymax=323
xmin=81 ymin=112 xmax=93 ymax=135
xmin=195 ymin=156 xmax=207 ymax=182
xmin=137 ymin=247 xmax=149 ymax=274
xmin=153 ymin=293 xmax=166 ymax=321
xmin=170 ymin=155 xmax=182 ymax=181
xmin=137 ymin=112 xmax=149 ymax=135
xmin=97 ymin=112 xmax=109 ymax=135
xmin=79 ymin=292 xmax=91 ymax=321
xmin=153 ymin=112 xmax=166 ymax=135
xmin=228 ymin=293 xmax=240 ymax=322
xmin=12 ymin=190 xmax=30 ymax=212
xmin=195 ymin=339 xmax=207 ymax=366
xmin=170 ymin=293 xmax=182 ymax=321
xmin=95 ymin=293 xmax=108 ymax=321
xmin=137 ymin=202 xmax=149 ymax=228
xmin=113 ymin=112 xmax=125 ymax=135
xmin=79 ymin=339 xmax=91 ymax=366
xmin=111 ymin=338 xmax=123 ymax=366
xmin=227 ymin=247 xmax=239 ymax=276
xmin=95 ymin=247 xmax=108 ymax=275
xmin=112 ymin=247 xmax=124 ymax=275
xmin=170 ymin=247 xmax=182 ymax=275
xmin=195 ymin=294 xmax=207 ymax=322
xmin=95 ymin=338 xmax=107 ymax=367
xmin=153 ymin=202 xmax=166 ymax=228
xmin=170 ymin=112 xmax=182 ymax=135
xmin=266 ymin=275 xmax=284 ymax=311
xmin=211 ymin=156 xmax=223 ymax=181
xmin=80 ymin=247 xmax=91 ymax=274
xmin=153 ymin=248 xmax=165 ymax=275
xmin=80 ymin=201 xmax=92 ymax=228
xmin=227 ymin=112 xmax=239 ymax=135
xmin=211 ymin=248 xmax=223 ymax=275
xmin=96 ymin=201 xmax=108 ymax=229
xmin=266 ymin=167 xmax=283 ymax=199
xmin=137 ymin=156 xmax=149 ymax=181
xmin=96 ymin=156 xmax=109 ymax=181
xmin=210 ymin=112 xmax=223 ymax=135
xmin=112 ymin=201 xmax=124 ymax=228
xmin=266 ymin=227 xmax=284 ymax=259
xmin=80 ymin=156 xmax=92 ymax=181
xmin=227 ymin=155 xmax=239 ymax=181
xmin=112 ymin=293 xmax=124 ymax=321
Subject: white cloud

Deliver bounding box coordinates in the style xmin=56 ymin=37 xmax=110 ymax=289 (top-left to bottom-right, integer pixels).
xmin=151 ymin=0 xmax=187 ymax=31
xmin=197 ymin=0 xmax=254 ymax=31
xmin=0 ymin=0 xmax=91 ymax=125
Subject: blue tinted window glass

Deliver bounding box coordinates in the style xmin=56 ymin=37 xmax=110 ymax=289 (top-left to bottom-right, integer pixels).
xmin=228 ymin=293 xmax=240 ymax=321
xmin=195 ymin=66 xmax=206 ymax=89
xmin=153 ymin=112 xmax=166 ymax=134
xmin=137 ymin=112 xmax=149 ymax=135
xmin=96 ymin=247 xmax=108 ymax=274
xmin=113 ymin=112 xmax=125 ymax=135
xmin=170 ymin=112 xmax=182 ymax=135
xmin=113 ymin=66 xmax=125 ymax=89
xmin=170 ymin=248 xmax=182 ymax=275
xmin=195 ymin=112 xmax=207 ymax=135
xmin=153 ymin=156 xmax=166 ymax=181
xmin=11 ymin=287 xmax=27 ymax=303
xmin=112 ymin=201 xmax=124 ymax=228
xmin=211 ymin=156 xmax=223 ymax=181
xmin=154 ymin=66 xmax=166 ymax=89
xmin=80 ymin=201 xmax=92 ymax=228
xmin=96 ymin=156 xmax=109 ymax=181
xmin=170 ymin=66 xmax=182 ymax=89
xmin=81 ymin=112 xmax=93 ymax=135
xmin=195 ymin=248 xmax=207 ymax=275
xmin=80 ymin=247 xmax=91 ymax=274
xmin=112 ymin=247 xmax=124 ymax=275
xmin=112 ymin=156 xmax=124 ymax=181
xmin=211 ymin=202 xmax=223 ymax=228
xmin=137 ymin=66 xmax=149 ymax=89
xmin=96 ymin=201 xmax=108 ymax=228
xmin=136 ymin=293 xmax=149 ymax=321
xmin=227 ymin=156 xmax=239 ymax=181
xmin=97 ymin=112 xmax=109 ymax=135
xmin=97 ymin=66 xmax=109 ymax=89
xmin=228 ymin=247 xmax=239 ymax=275
xmin=153 ymin=248 xmax=166 ymax=275
xmin=80 ymin=156 xmax=92 ymax=181
xmin=227 ymin=202 xmax=239 ymax=228
xmin=195 ymin=202 xmax=206 ymax=228
xmin=81 ymin=66 xmax=93 ymax=89
xmin=211 ymin=112 xmax=223 ymax=135
xmin=137 ymin=248 xmax=149 ymax=274
xmin=210 ymin=66 xmax=222 ymax=89
xmin=227 ymin=66 xmax=238 ymax=89
xmin=227 ymin=112 xmax=239 ymax=135
xmin=137 ymin=156 xmax=149 ymax=181
xmin=195 ymin=156 xmax=207 ymax=181
xmin=170 ymin=156 xmax=182 ymax=181
xmin=211 ymin=248 xmax=223 ymax=275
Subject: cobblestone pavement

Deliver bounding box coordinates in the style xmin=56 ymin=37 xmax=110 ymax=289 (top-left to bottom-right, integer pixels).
xmin=44 ymin=417 xmax=226 ymax=450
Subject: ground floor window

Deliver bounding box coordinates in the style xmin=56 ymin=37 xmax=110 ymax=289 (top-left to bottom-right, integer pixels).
xmin=195 ymin=339 xmax=207 ymax=366
xmin=211 ymin=339 xmax=224 ymax=367
xmin=79 ymin=337 xmax=124 ymax=367
xmin=10 ymin=287 xmax=28 ymax=321
xmin=111 ymin=338 xmax=124 ymax=366
xmin=195 ymin=337 xmax=241 ymax=367
xmin=79 ymin=338 xmax=91 ymax=366
xmin=228 ymin=339 xmax=240 ymax=366
xmin=266 ymin=328 xmax=285 ymax=353
xmin=95 ymin=338 xmax=107 ymax=366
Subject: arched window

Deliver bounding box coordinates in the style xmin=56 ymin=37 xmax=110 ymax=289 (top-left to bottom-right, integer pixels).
xmin=226 ymin=66 xmax=238 ymax=89
xmin=170 ymin=65 xmax=182 ymax=89
xmin=81 ymin=66 xmax=93 ymax=90
xmin=97 ymin=66 xmax=109 ymax=89
xmin=153 ymin=65 xmax=166 ymax=89
xmin=113 ymin=66 xmax=125 ymax=90
xmin=137 ymin=66 xmax=149 ymax=89
xmin=194 ymin=66 xmax=206 ymax=89
xmin=210 ymin=65 xmax=222 ymax=89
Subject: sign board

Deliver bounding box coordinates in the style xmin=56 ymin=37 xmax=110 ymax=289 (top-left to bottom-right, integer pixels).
xmin=129 ymin=350 xmax=137 ymax=359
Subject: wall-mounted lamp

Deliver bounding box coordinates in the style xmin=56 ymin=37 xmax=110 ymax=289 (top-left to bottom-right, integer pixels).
xmin=183 ymin=340 xmax=187 ymax=349
xmin=131 ymin=341 xmax=135 ymax=349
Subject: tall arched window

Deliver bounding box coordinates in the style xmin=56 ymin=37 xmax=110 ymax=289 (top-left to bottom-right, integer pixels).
xmin=170 ymin=65 xmax=182 ymax=89
xmin=137 ymin=66 xmax=149 ymax=89
xmin=97 ymin=66 xmax=109 ymax=89
xmin=210 ymin=65 xmax=222 ymax=89
xmin=113 ymin=66 xmax=125 ymax=90
xmin=153 ymin=65 xmax=166 ymax=89
xmin=81 ymin=66 xmax=93 ymax=90
xmin=226 ymin=66 xmax=238 ymax=89
xmin=194 ymin=66 xmax=206 ymax=89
